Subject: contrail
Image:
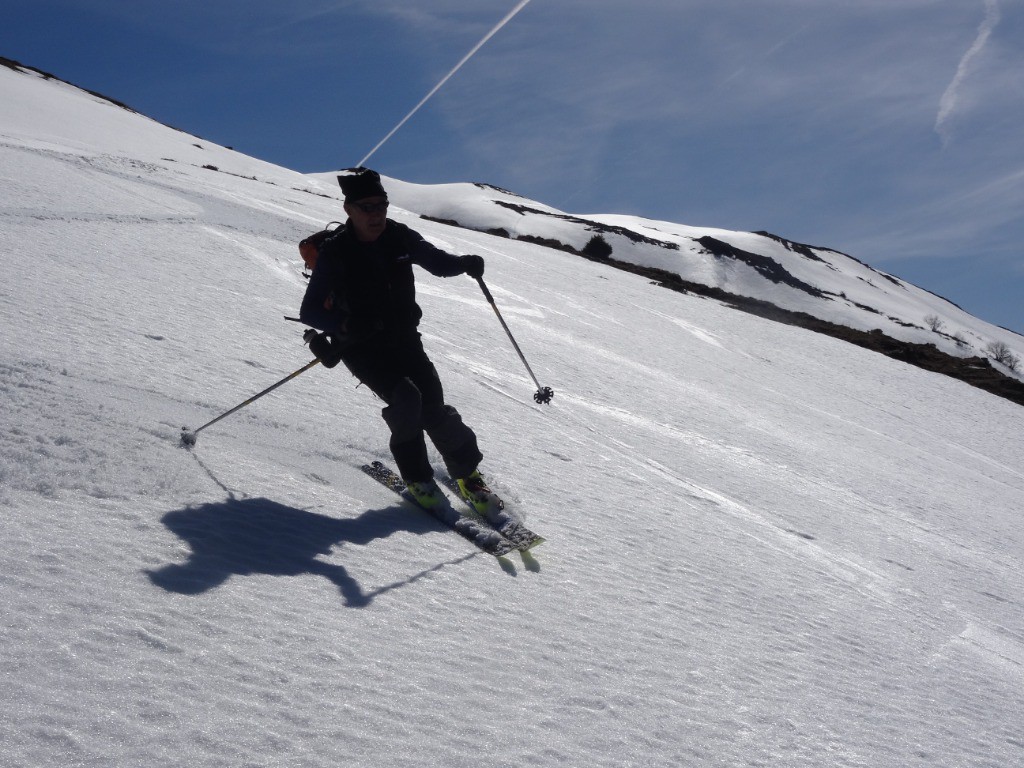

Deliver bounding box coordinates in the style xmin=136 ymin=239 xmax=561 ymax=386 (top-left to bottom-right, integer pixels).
xmin=935 ymin=0 xmax=1001 ymax=145
xmin=357 ymin=0 xmax=533 ymax=168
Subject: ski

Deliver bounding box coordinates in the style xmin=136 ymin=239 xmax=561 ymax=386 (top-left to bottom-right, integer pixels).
xmin=439 ymin=476 xmax=545 ymax=552
xmin=360 ymin=461 xmax=519 ymax=557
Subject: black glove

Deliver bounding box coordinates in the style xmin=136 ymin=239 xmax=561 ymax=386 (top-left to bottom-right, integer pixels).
xmin=304 ymin=330 xmax=343 ymax=368
xmin=461 ymin=254 xmax=484 ymax=279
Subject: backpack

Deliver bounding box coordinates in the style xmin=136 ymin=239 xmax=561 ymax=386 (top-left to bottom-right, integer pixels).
xmin=298 ymin=221 xmax=343 ymax=276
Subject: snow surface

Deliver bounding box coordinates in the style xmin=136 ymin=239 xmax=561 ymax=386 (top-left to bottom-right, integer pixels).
xmin=2 ymin=63 xmax=1024 ymax=768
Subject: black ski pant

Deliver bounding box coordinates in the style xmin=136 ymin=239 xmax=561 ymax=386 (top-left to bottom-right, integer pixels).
xmin=340 ymin=333 xmax=482 ymax=483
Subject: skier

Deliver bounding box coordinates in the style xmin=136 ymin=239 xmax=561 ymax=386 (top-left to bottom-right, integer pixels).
xmin=300 ymin=167 xmax=501 ymax=517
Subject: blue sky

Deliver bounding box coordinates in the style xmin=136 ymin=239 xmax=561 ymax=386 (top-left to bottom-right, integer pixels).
xmin=5 ymin=0 xmax=1023 ymax=333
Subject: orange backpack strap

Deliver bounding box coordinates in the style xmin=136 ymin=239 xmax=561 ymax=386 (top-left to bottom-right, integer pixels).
xmin=298 ymin=221 xmax=343 ymax=272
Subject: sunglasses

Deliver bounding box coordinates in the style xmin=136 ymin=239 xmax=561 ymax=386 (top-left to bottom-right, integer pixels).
xmin=349 ymin=200 xmax=389 ymax=214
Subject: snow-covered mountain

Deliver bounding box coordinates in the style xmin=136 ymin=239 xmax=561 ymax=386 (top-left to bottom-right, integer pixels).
xmin=378 ymin=174 xmax=1024 ymax=380
xmin=378 ymin=178 xmax=1024 ymax=406
xmin=3 ymin=58 xmax=1024 ymax=768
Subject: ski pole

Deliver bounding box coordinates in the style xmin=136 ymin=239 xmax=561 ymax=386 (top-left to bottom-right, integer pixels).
xmin=180 ymin=358 xmax=321 ymax=447
xmin=476 ymin=277 xmax=554 ymax=404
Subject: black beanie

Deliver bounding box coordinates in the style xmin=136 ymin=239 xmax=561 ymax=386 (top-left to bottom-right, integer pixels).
xmin=337 ymin=167 xmax=387 ymax=201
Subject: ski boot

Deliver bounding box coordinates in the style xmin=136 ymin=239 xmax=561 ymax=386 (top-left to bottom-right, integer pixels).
xmin=406 ymin=479 xmax=445 ymax=510
xmin=456 ymin=471 xmax=508 ymax=525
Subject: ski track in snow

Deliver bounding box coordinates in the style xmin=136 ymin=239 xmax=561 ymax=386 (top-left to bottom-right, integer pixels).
xmin=3 ymin=66 xmax=1024 ymax=767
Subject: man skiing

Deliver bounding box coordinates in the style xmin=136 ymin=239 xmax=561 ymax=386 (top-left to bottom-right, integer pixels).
xmin=300 ymin=167 xmax=501 ymax=517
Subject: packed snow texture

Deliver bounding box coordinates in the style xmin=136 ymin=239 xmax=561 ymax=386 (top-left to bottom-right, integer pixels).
xmin=2 ymin=64 xmax=1023 ymax=767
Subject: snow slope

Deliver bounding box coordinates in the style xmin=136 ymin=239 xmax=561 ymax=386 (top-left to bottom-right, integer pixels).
xmin=381 ymin=177 xmax=1024 ymax=367
xmin=2 ymin=62 xmax=1024 ymax=768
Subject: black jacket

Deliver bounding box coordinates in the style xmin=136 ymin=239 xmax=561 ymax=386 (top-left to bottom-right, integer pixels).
xmin=300 ymin=220 xmax=468 ymax=345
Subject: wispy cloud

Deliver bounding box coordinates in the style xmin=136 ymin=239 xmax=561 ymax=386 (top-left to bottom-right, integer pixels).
xmin=935 ymin=0 xmax=1001 ymax=145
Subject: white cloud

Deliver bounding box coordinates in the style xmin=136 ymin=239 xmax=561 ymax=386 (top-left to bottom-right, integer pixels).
xmin=935 ymin=0 xmax=1002 ymax=145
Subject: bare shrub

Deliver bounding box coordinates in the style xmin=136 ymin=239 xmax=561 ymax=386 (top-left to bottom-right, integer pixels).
xmin=985 ymin=341 xmax=1020 ymax=371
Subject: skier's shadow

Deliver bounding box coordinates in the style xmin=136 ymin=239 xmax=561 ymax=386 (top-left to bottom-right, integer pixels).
xmin=148 ymin=497 xmax=468 ymax=607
